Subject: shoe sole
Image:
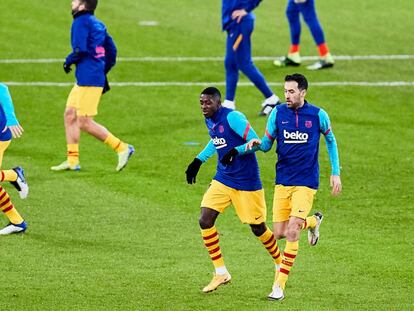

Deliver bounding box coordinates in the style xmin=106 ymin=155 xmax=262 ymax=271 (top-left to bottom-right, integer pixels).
xmin=268 ymin=296 xmax=284 ymax=301
xmin=202 ymin=279 xmax=231 ymax=293
xmin=307 ymin=63 xmax=334 ymax=71
xmin=310 ymin=214 xmax=324 ymax=246
xmin=117 ymin=147 xmax=135 ymax=171
xmin=273 ymin=59 xmax=301 ymax=67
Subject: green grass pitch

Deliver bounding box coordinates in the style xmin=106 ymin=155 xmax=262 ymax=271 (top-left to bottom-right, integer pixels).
xmin=0 ymin=0 xmax=413 ymax=310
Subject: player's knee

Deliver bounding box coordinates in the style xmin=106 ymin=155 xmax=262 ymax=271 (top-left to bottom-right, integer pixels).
xmin=199 ymin=216 xmax=214 ymax=230
xmin=286 ymin=8 xmax=297 ymax=20
xmin=286 ymin=222 xmax=301 ymax=240
xmin=78 ymin=117 xmax=92 ymax=131
xmin=224 ymin=57 xmax=236 ymax=71
xmin=302 ymin=13 xmax=318 ymax=25
xmin=237 ymin=61 xmax=253 ymax=73
xmin=64 ymin=109 xmax=77 ymax=124
xmin=274 ymin=230 xmax=286 ymax=240
xmin=250 ymin=223 xmax=266 ymax=237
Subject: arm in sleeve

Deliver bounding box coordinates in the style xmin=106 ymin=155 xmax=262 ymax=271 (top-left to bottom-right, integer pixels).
xmin=196 ymin=139 xmax=216 ymax=163
xmin=258 ymin=107 xmax=278 ymax=152
xmin=319 ymin=109 xmax=340 ymax=175
xmin=104 ymin=33 xmax=117 ymax=74
xmin=0 ymin=83 xmax=19 ymax=126
xmin=226 ymin=111 xmax=259 ymax=154
xmin=65 ymin=20 xmax=89 ymax=65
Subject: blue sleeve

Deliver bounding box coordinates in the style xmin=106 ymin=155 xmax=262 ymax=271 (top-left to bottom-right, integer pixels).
xmin=0 ymin=83 xmax=19 ymax=126
xmin=226 ymin=111 xmax=259 ymax=154
xmin=104 ymin=33 xmax=117 ymax=74
xmin=236 ymin=108 xmax=278 ymax=155
xmin=258 ymin=106 xmax=277 ymax=152
xmin=196 ymin=140 xmax=216 ymax=163
xmin=319 ymin=109 xmax=340 ymax=175
xmin=66 ymin=19 xmax=89 ymax=65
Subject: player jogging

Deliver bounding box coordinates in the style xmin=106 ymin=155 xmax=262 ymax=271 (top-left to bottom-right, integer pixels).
xmin=185 ymin=87 xmax=283 ymax=293
xmin=0 ymin=83 xmax=29 ymax=235
xmin=51 ymin=0 xmax=134 ymax=172
xmin=238 ymin=74 xmax=341 ymax=300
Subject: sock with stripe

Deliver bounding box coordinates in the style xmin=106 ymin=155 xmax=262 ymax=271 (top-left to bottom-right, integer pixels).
xmin=104 ymin=133 xmax=128 ymax=153
xmin=258 ymin=227 xmax=282 ymax=265
xmin=0 ymin=186 xmax=23 ymax=224
xmin=201 ymin=226 xmax=228 ymax=275
xmin=67 ymin=144 xmax=79 ymax=167
xmin=289 ymin=44 xmax=300 ymax=54
xmin=276 ymin=240 xmax=299 ymax=289
xmin=301 ymin=215 xmax=317 ymax=230
xmin=0 ymin=170 xmax=18 ymax=182
xmin=317 ymin=43 xmax=329 ymax=57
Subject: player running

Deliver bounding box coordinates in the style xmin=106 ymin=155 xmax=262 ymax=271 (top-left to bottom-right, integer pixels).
xmin=0 ymin=83 xmax=29 ymax=235
xmin=185 ymin=87 xmax=282 ymax=293
xmin=52 ymin=0 xmax=134 ymax=172
xmin=237 ymin=74 xmax=341 ymax=300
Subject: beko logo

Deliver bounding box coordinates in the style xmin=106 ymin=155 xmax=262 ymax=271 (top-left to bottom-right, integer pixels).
xmin=212 ymin=137 xmax=227 ymax=149
xmin=283 ymin=130 xmax=308 ymax=144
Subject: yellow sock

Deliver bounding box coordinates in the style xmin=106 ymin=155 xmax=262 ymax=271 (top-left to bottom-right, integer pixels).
xmin=0 ymin=186 xmax=23 ymax=224
xmin=67 ymin=144 xmax=79 ymax=167
xmin=258 ymin=227 xmax=282 ymax=265
xmin=277 ymin=240 xmax=299 ymax=289
xmin=0 ymin=170 xmax=18 ymax=182
xmin=301 ymin=215 xmax=317 ymax=230
xmin=104 ymin=133 xmax=127 ymax=153
xmin=201 ymin=226 xmax=225 ymax=268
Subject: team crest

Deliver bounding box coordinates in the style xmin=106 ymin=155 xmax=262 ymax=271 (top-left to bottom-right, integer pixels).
xmin=305 ymin=120 xmax=312 ymax=128
xmin=219 ymin=125 xmax=224 ymax=133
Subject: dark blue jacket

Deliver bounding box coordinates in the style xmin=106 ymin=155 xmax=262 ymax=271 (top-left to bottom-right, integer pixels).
xmin=65 ymin=12 xmax=117 ymax=87
xmin=222 ymin=0 xmax=262 ymax=30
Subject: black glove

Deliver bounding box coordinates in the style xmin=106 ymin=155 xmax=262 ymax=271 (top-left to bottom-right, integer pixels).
xmin=63 ymin=62 xmax=72 ymax=74
xmin=185 ymin=158 xmax=202 ymax=184
xmin=102 ymin=76 xmax=110 ymax=94
xmin=220 ymin=148 xmax=238 ymax=165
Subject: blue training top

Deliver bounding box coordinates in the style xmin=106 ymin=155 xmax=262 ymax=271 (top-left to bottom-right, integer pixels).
xmin=196 ymin=107 xmax=262 ymax=191
xmin=65 ymin=12 xmax=117 ymax=87
xmin=241 ymin=102 xmax=340 ymax=189
xmin=0 ymin=83 xmax=15 ymax=141
xmin=221 ymin=0 xmax=262 ymax=31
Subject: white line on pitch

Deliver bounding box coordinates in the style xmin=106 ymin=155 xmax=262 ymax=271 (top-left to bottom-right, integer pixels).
xmin=4 ymin=81 xmax=414 ymax=87
xmin=0 ymin=55 xmax=414 ymax=64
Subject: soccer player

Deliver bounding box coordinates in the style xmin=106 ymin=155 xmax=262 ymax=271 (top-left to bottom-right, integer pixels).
xmin=238 ymin=74 xmax=341 ymax=300
xmin=0 ymin=83 xmax=29 ymax=235
xmin=51 ymin=0 xmax=134 ymax=172
xmin=221 ymin=0 xmax=281 ymax=116
xmin=273 ymin=0 xmax=334 ymax=70
xmin=185 ymin=87 xmax=282 ymax=293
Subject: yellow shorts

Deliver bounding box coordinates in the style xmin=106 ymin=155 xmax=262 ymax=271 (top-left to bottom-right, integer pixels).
xmin=273 ymin=185 xmax=317 ymax=222
xmin=66 ymin=84 xmax=103 ymax=116
xmin=0 ymin=140 xmax=11 ymax=167
xmin=201 ymin=180 xmax=266 ymax=224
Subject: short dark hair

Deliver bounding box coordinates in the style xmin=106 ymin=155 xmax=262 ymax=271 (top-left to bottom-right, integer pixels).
xmin=81 ymin=0 xmax=98 ymax=11
xmin=285 ymin=73 xmax=308 ymax=91
xmin=201 ymin=87 xmax=221 ymax=100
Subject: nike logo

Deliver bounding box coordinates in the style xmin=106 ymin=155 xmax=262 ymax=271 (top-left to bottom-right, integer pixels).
xmin=298 ymin=210 xmax=305 ymax=213
xmin=282 ymin=121 xmax=289 ymax=124
xmin=255 ymin=216 xmax=262 ymax=220
xmin=230 ymin=33 xmax=234 ymax=37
